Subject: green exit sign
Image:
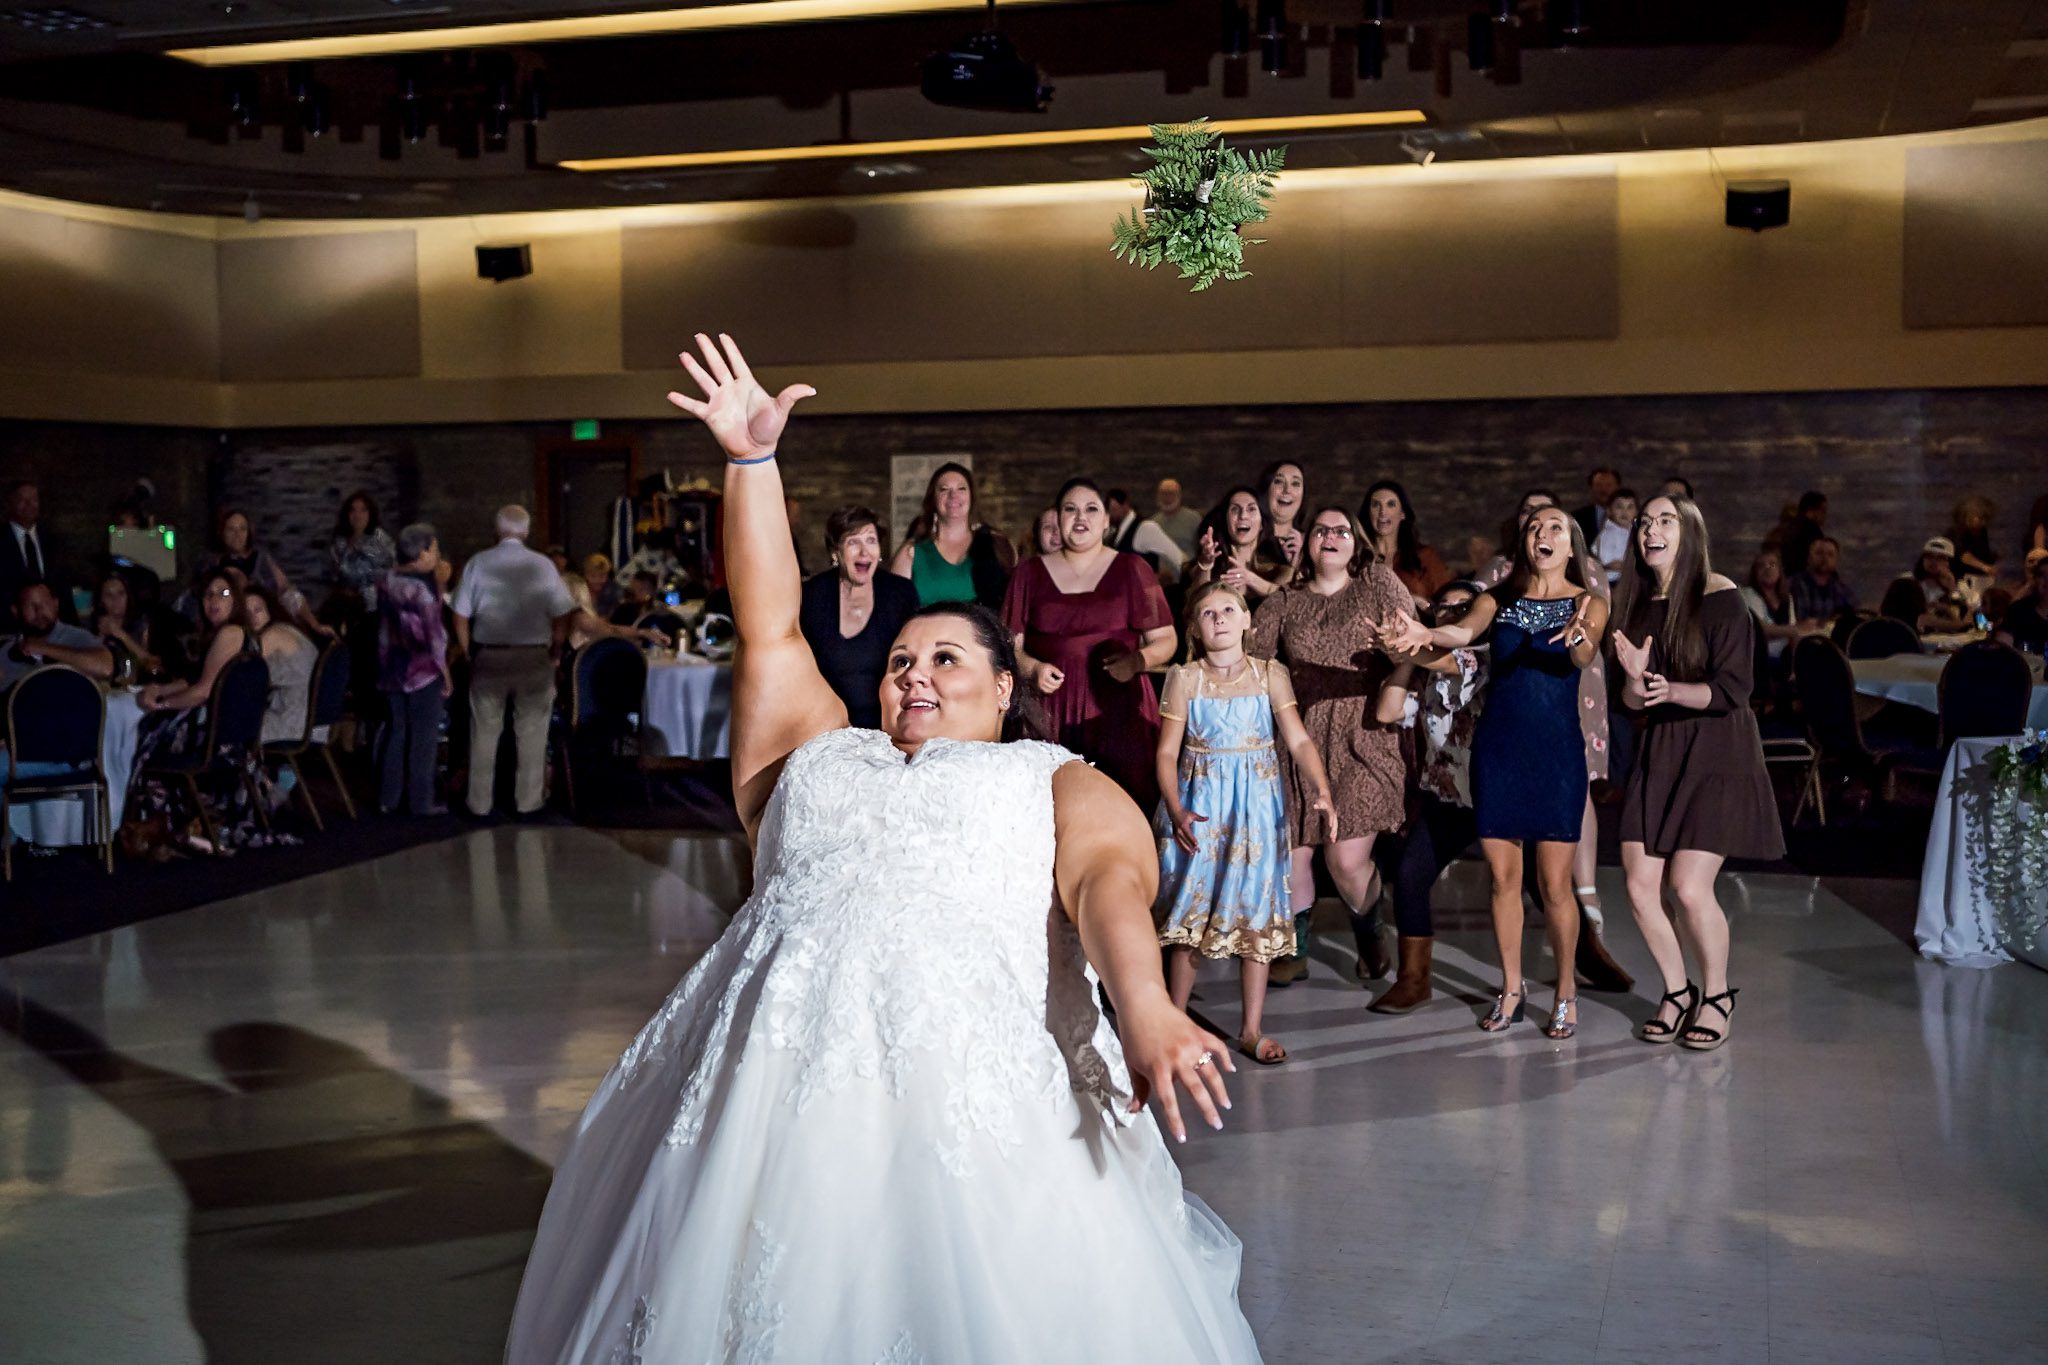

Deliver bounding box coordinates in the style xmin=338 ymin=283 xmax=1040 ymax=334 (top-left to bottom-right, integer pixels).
xmin=571 ymin=419 xmax=601 ymax=441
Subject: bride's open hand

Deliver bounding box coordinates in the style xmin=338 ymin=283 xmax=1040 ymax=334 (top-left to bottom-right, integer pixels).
xmin=665 ymin=332 xmax=815 ymax=461
xmin=1119 ymin=996 xmax=1234 ymax=1143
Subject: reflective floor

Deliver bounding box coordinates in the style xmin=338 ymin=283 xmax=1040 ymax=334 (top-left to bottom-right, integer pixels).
xmin=1 ymin=827 xmax=2044 ymax=1364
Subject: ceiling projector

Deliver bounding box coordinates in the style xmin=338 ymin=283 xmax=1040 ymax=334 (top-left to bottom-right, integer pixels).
xmin=920 ymin=30 xmax=1053 ymax=112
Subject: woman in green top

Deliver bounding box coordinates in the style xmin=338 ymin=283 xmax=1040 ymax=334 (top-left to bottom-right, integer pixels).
xmin=888 ymin=461 xmax=1017 ymax=608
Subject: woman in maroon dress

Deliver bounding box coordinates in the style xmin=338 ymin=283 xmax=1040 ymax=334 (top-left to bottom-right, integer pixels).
xmin=1005 ymin=477 xmax=1177 ymax=807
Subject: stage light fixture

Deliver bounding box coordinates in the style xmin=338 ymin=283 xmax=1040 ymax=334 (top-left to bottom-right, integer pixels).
xmin=286 ymin=62 xmax=313 ymax=105
xmin=1467 ymin=9 xmax=1494 ymax=71
xmin=921 ymin=0 xmax=1052 ymax=112
xmin=521 ymin=72 xmax=547 ymax=124
xmin=1220 ymin=0 xmax=1249 ymax=58
xmin=302 ymin=84 xmax=330 ymax=138
xmin=1357 ymin=0 xmax=1388 ymax=80
xmin=226 ymin=70 xmax=258 ymax=127
xmin=1255 ymin=0 xmax=1287 ymax=73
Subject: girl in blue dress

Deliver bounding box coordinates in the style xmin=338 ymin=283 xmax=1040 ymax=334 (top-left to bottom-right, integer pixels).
xmin=1384 ymin=506 xmax=1608 ymax=1040
xmin=1155 ymin=581 xmax=1336 ymax=1065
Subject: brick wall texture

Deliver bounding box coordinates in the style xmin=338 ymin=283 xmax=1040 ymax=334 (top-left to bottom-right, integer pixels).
xmin=5 ymin=386 xmax=2045 ymax=601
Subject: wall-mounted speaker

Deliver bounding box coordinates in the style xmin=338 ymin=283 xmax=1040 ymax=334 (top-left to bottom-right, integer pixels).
xmin=1725 ymin=181 xmax=1791 ymax=233
xmin=476 ymin=243 xmax=532 ymax=282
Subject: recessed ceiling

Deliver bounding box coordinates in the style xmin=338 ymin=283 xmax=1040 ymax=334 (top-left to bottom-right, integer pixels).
xmin=0 ymin=0 xmax=2044 ymax=218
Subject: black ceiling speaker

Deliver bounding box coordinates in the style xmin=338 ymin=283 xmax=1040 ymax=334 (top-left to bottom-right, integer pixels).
xmin=476 ymin=244 xmax=532 ymax=282
xmin=921 ymin=0 xmax=1051 ymax=112
xmin=1725 ymin=180 xmax=1791 ymax=232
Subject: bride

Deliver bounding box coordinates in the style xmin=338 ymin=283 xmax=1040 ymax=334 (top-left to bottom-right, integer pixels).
xmin=504 ymin=334 xmax=1263 ymax=1364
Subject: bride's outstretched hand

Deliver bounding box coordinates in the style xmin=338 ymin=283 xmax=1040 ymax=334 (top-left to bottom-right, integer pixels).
xmin=1119 ymin=996 xmax=1234 ymax=1143
xmin=665 ymin=332 xmax=815 ymax=461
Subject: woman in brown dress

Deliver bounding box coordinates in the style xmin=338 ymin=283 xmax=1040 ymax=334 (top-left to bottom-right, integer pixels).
xmin=1249 ymin=505 xmax=1414 ymax=984
xmin=1611 ymin=494 xmax=1784 ymax=1052
xmin=1005 ymin=476 xmax=1177 ymax=808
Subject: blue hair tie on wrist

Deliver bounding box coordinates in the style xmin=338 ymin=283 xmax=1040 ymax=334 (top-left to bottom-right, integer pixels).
xmin=728 ymin=450 xmax=777 ymax=466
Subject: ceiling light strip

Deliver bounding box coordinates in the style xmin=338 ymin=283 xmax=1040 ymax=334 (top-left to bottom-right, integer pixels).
xmin=557 ymin=110 xmax=1431 ymax=172
xmin=165 ymin=0 xmax=1084 ymax=66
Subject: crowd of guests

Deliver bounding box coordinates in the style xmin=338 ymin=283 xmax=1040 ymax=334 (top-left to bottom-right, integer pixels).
xmin=790 ymin=463 xmax=2047 ymax=1062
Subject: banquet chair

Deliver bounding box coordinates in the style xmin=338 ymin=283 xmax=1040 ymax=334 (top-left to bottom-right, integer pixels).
xmin=556 ymin=637 xmax=650 ymax=814
xmin=1938 ymin=640 xmax=2034 ymax=746
xmin=1792 ymin=635 xmax=1937 ymax=806
xmin=2 ymin=664 xmax=111 ymax=879
xmin=1829 ymin=611 xmax=1876 ymax=651
xmin=1846 ymin=616 xmax=1920 ymax=660
xmin=635 ymin=610 xmax=688 ymax=647
xmin=140 ymin=653 xmax=272 ymax=854
xmin=263 ymin=640 xmax=355 ymax=831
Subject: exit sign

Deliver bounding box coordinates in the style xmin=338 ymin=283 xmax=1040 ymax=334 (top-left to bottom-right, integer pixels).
xmin=571 ymin=419 xmax=601 ymax=441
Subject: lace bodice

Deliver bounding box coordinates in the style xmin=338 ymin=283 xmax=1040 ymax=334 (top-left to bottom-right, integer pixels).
xmin=617 ymin=727 xmax=1130 ymax=1176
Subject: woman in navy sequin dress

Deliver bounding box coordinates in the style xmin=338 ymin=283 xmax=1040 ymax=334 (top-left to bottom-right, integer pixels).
xmin=1384 ymin=506 xmax=1608 ymax=1040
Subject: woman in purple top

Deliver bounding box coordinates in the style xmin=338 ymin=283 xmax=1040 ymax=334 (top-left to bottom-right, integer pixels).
xmin=378 ymin=523 xmax=453 ymax=815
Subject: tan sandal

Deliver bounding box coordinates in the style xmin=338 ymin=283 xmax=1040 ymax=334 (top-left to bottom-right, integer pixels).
xmin=1236 ymin=1034 xmax=1288 ymax=1065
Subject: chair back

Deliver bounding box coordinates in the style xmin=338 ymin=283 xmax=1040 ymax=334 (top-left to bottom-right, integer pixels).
xmin=309 ymin=640 xmax=352 ymax=730
xmin=1829 ymin=610 xmax=1875 ymax=650
xmin=1792 ymin=635 xmax=1866 ymax=762
xmin=209 ymin=653 xmax=273 ymax=752
xmin=636 ymin=610 xmax=687 ymax=644
xmin=5 ymin=665 xmax=104 ymax=774
xmin=569 ymin=637 xmax=647 ymax=731
xmin=1938 ymin=640 xmax=2034 ymax=745
xmin=1846 ymin=616 xmax=1920 ymax=659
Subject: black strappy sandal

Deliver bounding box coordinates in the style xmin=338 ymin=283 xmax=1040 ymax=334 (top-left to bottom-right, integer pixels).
xmin=1635 ymin=981 xmax=1699 ymax=1045
xmin=1679 ymin=987 xmax=1739 ymax=1051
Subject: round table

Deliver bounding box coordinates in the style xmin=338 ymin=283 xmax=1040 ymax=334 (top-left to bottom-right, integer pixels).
xmin=641 ymin=656 xmax=733 ymax=761
xmin=1915 ymin=735 xmax=2048 ymax=971
xmin=5 ymin=690 xmax=143 ymax=846
xmin=1852 ymin=654 xmax=2048 ymax=727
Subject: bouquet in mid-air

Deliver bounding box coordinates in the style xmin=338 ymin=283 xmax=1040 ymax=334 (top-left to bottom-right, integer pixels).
xmin=1110 ymin=118 xmax=1285 ymax=292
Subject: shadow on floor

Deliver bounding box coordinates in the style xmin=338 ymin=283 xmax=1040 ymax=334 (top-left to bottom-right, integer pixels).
xmin=0 ymin=991 xmax=549 ymax=1364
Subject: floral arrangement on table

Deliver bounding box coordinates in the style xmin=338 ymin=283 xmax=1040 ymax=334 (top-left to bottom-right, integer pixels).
xmin=1982 ymin=730 xmax=2048 ymax=946
xmin=1110 ymin=119 xmax=1285 ymax=292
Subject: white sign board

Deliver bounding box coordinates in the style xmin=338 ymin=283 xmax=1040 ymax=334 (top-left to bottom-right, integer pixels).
xmin=890 ymin=454 xmax=971 ymax=549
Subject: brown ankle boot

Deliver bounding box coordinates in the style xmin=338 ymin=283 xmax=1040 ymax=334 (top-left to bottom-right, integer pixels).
xmin=1368 ymin=936 xmax=1434 ymax=1014
xmin=1575 ymin=911 xmax=1634 ymax=993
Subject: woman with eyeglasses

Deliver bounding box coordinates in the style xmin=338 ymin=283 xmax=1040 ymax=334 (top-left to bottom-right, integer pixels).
xmin=1249 ymin=505 xmax=1414 ymax=987
xmin=1611 ymin=495 xmax=1782 ymax=1051
xmin=1366 ymin=579 xmax=1490 ymax=1014
xmin=199 ymin=508 xmax=332 ymax=640
xmin=1383 ymin=506 xmax=1609 ymax=1038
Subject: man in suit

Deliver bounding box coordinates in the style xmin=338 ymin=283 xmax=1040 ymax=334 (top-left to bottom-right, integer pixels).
xmin=1570 ymin=467 xmax=1619 ymax=547
xmin=2 ymin=480 xmax=64 ymax=631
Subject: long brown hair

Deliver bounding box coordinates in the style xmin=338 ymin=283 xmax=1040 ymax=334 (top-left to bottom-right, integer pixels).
xmin=1494 ymin=504 xmax=1588 ymax=607
xmin=905 ymin=462 xmax=978 ymax=544
xmin=1288 ymin=505 xmax=1371 ymax=588
xmin=1614 ymin=494 xmax=1713 ymax=682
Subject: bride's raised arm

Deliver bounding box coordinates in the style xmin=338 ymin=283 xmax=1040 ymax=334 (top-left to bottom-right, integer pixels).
xmin=667 ymin=332 xmax=847 ymax=835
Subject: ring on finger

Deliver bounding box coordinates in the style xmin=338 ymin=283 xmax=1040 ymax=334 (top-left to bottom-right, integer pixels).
xmin=1193 ymin=1051 xmax=1215 ymax=1071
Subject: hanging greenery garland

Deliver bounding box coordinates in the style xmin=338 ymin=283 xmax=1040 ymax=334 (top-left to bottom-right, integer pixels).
xmin=1970 ymin=730 xmax=2048 ymax=951
xmin=1110 ymin=119 xmax=1285 ymax=292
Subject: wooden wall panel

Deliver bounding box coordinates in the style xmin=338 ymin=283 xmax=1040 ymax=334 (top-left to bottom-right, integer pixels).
xmin=1905 ymin=141 xmax=2048 ymax=329
xmin=218 ymin=231 xmax=422 ymax=381
xmin=0 ymin=204 xmax=219 ymax=380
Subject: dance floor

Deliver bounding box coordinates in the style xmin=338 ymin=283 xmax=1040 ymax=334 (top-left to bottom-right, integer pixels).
xmin=1 ymin=827 xmax=2044 ymax=1364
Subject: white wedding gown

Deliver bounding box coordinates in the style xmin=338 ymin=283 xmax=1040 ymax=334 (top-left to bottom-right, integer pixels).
xmin=505 ymin=727 xmax=1262 ymax=1364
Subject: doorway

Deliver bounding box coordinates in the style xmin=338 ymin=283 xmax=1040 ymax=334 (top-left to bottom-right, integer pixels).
xmin=536 ymin=437 xmax=639 ymax=564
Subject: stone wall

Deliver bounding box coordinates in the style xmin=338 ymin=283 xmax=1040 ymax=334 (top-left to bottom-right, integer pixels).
xmin=5 ymin=386 xmax=2045 ymax=602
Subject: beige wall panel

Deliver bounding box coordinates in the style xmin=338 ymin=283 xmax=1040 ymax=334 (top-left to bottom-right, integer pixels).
xmin=218 ymin=231 xmax=422 ymax=381
xmin=1337 ymin=175 xmax=1619 ymax=346
xmin=0 ymin=203 xmax=218 ymax=380
xmin=418 ymin=222 xmax=623 ymax=379
xmin=621 ymin=212 xmax=854 ymax=368
xmin=1903 ymin=141 xmax=2048 ymax=328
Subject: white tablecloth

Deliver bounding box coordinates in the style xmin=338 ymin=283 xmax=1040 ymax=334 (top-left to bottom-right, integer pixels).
xmin=1916 ymin=735 xmax=2048 ymax=970
xmin=5 ymin=691 xmax=143 ymax=847
xmin=1854 ymin=654 xmax=2048 ymax=726
xmin=641 ymin=657 xmax=733 ymax=761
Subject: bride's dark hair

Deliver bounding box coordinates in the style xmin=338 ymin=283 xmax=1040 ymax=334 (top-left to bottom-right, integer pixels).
xmin=906 ymin=601 xmax=1051 ymax=742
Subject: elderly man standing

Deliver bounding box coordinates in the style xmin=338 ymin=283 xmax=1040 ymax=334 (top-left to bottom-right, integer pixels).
xmin=451 ymin=506 xmax=574 ymax=818
xmin=1146 ymin=478 xmax=1204 ymax=560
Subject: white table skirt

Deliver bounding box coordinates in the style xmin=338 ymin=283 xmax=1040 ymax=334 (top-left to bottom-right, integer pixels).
xmin=1916 ymin=735 xmax=2048 ymax=970
xmin=1854 ymin=654 xmax=2048 ymax=726
xmin=641 ymin=658 xmax=733 ymax=761
xmin=5 ymin=691 xmax=143 ymax=847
